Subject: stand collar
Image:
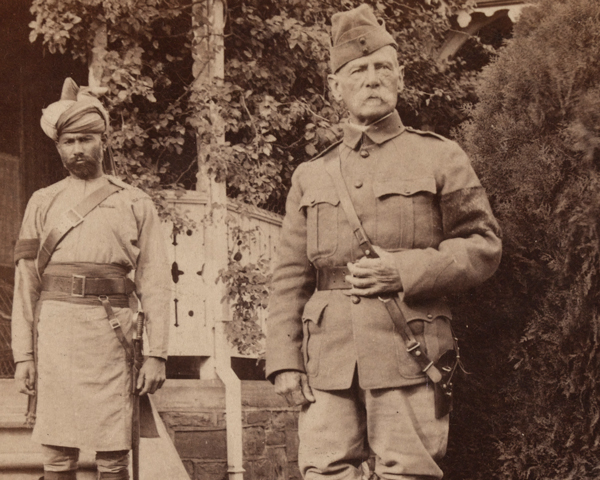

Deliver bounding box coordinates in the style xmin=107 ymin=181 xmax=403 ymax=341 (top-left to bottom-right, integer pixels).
xmin=342 ymin=110 xmax=405 ymax=150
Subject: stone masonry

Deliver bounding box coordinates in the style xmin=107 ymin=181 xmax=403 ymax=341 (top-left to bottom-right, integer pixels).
xmin=154 ymin=380 xmax=302 ymax=480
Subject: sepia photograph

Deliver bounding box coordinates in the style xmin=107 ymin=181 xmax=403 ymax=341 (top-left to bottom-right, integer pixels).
xmin=0 ymin=0 xmax=597 ymax=479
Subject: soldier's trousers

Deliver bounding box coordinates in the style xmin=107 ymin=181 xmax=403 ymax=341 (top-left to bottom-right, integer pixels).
xmin=42 ymin=444 xmax=129 ymax=474
xmin=298 ymin=373 xmax=449 ymax=480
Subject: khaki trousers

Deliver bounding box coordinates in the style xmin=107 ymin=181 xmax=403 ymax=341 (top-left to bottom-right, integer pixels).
xmin=298 ymin=373 xmax=449 ymax=480
xmin=42 ymin=444 xmax=129 ymax=474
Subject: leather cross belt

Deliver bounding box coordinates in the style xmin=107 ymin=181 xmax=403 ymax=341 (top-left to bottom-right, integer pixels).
xmin=316 ymin=266 xmax=351 ymax=290
xmin=42 ymin=274 xmax=135 ymax=297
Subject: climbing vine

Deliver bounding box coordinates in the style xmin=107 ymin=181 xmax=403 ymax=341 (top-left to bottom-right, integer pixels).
xmin=217 ymin=225 xmax=272 ymax=356
xmin=29 ymin=0 xmax=481 ymax=211
xmin=29 ymin=0 xmax=484 ymax=354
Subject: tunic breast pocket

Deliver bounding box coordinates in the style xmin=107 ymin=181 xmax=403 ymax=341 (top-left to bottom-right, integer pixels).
xmin=300 ymin=188 xmax=340 ymax=259
xmin=374 ymin=177 xmax=439 ymax=250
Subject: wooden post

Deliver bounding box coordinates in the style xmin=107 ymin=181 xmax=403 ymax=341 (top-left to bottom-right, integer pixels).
xmin=88 ymin=21 xmax=107 ymax=88
xmin=192 ymin=3 xmax=245 ymax=479
xmin=192 ymin=0 xmax=228 ymax=379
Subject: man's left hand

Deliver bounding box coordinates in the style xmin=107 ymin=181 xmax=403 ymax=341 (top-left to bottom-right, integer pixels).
xmin=137 ymin=357 xmax=166 ymax=395
xmin=345 ymin=245 xmax=403 ymax=296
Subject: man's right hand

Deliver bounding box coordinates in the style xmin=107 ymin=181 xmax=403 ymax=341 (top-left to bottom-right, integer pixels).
xmin=15 ymin=360 xmax=36 ymax=396
xmin=274 ymin=371 xmax=315 ymax=406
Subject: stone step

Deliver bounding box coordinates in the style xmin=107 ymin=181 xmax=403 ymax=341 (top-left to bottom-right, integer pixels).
xmin=0 ymin=469 xmax=93 ymax=480
xmin=0 ymin=452 xmax=96 ymax=480
xmin=0 ymin=380 xmax=190 ymax=480
xmin=0 ymin=411 xmax=96 ymax=479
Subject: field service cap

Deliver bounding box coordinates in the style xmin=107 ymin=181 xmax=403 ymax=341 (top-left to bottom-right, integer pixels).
xmin=41 ymin=78 xmax=109 ymax=141
xmin=330 ymin=4 xmax=397 ymax=73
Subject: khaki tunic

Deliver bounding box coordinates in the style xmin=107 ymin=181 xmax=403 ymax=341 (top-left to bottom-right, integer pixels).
xmin=266 ymin=111 xmax=502 ymax=390
xmin=12 ymin=175 xmax=170 ymax=451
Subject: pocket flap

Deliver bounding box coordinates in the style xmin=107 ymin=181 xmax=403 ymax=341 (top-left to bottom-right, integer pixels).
xmin=299 ymin=188 xmax=340 ymax=210
xmin=302 ymin=292 xmax=330 ymax=325
xmin=374 ymin=177 xmax=437 ymax=198
xmin=400 ymin=298 xmax=452 ymax=323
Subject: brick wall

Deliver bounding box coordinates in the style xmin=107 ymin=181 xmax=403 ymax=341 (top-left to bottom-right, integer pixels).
xmin=153 ymin=380 xmax=302 ymax=480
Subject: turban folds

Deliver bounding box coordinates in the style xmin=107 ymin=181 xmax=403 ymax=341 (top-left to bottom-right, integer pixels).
xmin=41 ymin=78 xmax=110 ymax=141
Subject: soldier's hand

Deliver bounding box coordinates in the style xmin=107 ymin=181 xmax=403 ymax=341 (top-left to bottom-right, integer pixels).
xmin=274 ymin=371 xmax=315 ymax=406
xmin=345 ymin=245 xmax=403 ymax=296
xmin=15 ymin=360 xmax=36 ymax=396
xmin=137 ymin=357 xmax=166 ymax=395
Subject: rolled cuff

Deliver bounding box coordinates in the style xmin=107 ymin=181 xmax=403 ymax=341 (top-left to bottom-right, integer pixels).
xmin=147 ymin=349 xmax=168 ymax=361
xmin=265 ymin=353 xmax=306 ymax=384
xmin=13 ymin=352 xmax=34 ymax=364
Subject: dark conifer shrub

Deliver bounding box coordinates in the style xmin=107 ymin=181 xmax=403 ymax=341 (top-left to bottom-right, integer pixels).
xmin=443 ymin=1 xmax=600 ymax=478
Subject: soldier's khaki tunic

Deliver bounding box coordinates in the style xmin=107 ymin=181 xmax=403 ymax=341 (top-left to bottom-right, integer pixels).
xmin=12 ymin=175 xmax=170 ymax=451
xmin=266 ymin=111 xmax=502 ymax=390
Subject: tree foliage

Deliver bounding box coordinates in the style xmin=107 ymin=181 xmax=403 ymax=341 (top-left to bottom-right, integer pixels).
xmin=451 ymin=0 xmax=600 ymax=477
xmin=28 ymin=0 xmax=489 ymax=357
xmin=29 ymin=0 xmax=481 ymax=215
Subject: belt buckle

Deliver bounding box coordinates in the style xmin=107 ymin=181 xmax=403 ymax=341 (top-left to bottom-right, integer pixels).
xmin=406 ymin=341 xmax=422 ymax=353
xmin=71 ymin=274 xmax=86 ymax=297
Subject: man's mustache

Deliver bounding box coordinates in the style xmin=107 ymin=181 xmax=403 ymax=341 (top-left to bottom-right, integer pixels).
xmin=67 ymin=155 xmax=96 ymax=164
xmin=64 ymin=154 xmax=100 ymax=179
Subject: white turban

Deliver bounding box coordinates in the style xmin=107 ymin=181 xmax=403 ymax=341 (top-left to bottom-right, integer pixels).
xmin=41 ymin=78 xmax=110 ymax=141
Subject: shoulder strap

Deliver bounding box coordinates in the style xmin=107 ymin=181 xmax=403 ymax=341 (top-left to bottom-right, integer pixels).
xmin=311 ymin=139 xmax=344 ymax=162
xmin=37 ymin=182 xmax=123 ymax=276
xmin=323 ymin=152 xmax=443 ymax=384
xmin=323 ymin=153 xmax=376 ymax=258
xmin=405 ymin=126 xmax=447 ymax=142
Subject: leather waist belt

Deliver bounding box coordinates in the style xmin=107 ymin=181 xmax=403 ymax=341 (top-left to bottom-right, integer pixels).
xmin=42 ymin=274 xmax=135 ymax=297
xmin=317 ymin=266 xmax=351 ymax=290
xmin=40 ymin=264 xmax=133 ymax=308
xmin=40 ymin=291 xmax=131 ymax=308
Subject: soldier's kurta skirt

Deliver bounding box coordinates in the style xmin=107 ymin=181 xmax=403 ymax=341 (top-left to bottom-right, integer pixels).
xmin=32 ymin=299 xmax=134 ymax=451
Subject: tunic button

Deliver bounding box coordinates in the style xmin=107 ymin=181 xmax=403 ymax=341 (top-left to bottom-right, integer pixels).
xmin=351 ymin=295 xmax=361 ymax=304
xmin=354 ymin=180 xmax=363 ymax=189
xmin=360 ymin=150 xmax=370 ymax=158
xmin=427 ymin=313 xmax=433 ymax=319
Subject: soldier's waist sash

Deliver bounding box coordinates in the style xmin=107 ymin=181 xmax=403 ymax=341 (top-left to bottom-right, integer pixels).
xmin=316 ymin=266 xmax=351 ymax=290
xmin=40 ymin=262 xmax=133 ymax=308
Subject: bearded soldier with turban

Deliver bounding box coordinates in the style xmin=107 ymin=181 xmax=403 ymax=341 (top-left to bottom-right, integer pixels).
xmin=266 ymin=5 xmax=502 ymax=479
xmin=12 ymin=78 xmax=170 ymax=480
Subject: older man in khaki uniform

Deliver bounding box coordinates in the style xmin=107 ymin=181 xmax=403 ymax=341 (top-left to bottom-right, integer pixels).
xmin=12 ymin=78 xmax=170 ymax=480
xmin=266 ymin=5 xmax=502 ymax=479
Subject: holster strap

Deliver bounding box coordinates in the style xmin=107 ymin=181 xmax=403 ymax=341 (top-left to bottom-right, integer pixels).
xmin=378 ymin=294 xmax=442 ymax=383
xmin=42 ymin=274 xmax=135 ymax=297
xmin=100 ymin=296 xmax=134 ymax=366
xmin=316 ymin=266 xmax=351 ymax=290
xmin=323 ymin=152 xmax=444 ymax=384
